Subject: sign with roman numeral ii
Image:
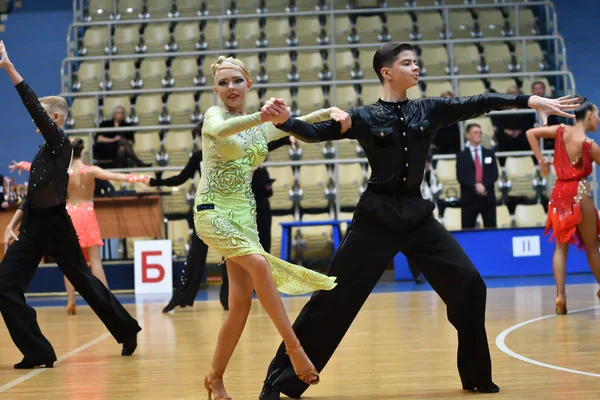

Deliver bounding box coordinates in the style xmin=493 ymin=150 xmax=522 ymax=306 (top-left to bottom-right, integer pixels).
xmin=512 ymin=236 xmax=541 ymax=257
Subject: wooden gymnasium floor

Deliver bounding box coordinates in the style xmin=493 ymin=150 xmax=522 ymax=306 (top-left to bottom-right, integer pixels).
xmin=0 ymin=275 xmax=599 ymax=399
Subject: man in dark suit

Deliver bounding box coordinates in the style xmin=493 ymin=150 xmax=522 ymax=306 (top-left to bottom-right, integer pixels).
xmin=457 ymin=123 xmax=498 ymax=229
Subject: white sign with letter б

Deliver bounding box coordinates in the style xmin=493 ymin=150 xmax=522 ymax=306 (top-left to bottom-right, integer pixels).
xmin=134 ymin=240 xmax=173 ymax=294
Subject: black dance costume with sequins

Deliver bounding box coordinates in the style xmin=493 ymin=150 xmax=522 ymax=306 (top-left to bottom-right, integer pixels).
xmin=0 ymin=81 xmax=141 ymax=366
xmin=261 ymin=93 xmax=533 ymax=399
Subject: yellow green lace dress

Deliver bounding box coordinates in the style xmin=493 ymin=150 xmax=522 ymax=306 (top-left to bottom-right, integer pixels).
xmin=194 ymin=106 xmax=337 ymax=295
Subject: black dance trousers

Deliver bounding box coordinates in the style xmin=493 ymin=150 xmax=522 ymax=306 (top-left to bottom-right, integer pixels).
xmin=0 ymin=207 xmax=141 ymax=363
xmin=176 ymin=233 xmax=210 ymax=306
xmin=263 ymin=191 xmax=492 ymax=397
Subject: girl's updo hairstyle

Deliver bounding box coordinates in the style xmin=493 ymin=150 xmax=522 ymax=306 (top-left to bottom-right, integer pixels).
xmin=210 ymin=56 xmax=251 ymax=82
xmin=72 ymin=138 xmax=85 ymax=158
xmin=573 ymin=95 xmax=597 ymax=121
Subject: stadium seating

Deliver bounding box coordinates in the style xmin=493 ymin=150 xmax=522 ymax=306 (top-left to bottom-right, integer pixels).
xmin=65 ymin=0 xmax=566 ymax=260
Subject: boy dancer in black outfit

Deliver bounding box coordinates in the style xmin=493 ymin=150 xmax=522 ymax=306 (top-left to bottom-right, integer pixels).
xmin=0 ymin=40 xmax=140 ymax=369
xmin=259 ymin=42 xmax=578 ymax=399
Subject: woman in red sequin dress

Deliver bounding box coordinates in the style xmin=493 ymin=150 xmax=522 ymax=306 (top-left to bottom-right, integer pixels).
xmin=10 ymin=138 xmax=150 ymax=315
xmin=526 ymin=98 xmax=600 ymax=314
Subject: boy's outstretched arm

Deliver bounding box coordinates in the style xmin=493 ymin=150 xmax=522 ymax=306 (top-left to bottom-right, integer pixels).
xmin=0 ymin=40 xmax=23 ymax=85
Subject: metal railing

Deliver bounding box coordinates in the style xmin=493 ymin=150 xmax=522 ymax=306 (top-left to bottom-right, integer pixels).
xmin=61 ymin=68 xmax=575 ymax=167
xmin=61 ymin=1 xmax=570 ymax=125
xmin=99 ymin=147 xmax=555 ymax=173
xmin=66 ymin=109 xmax=592 ymax=199
xmin=62 ymin=0 xmax=585 ymax=215
xmin=60 ymin=66 xmax=575 ymax=99
xmin=96 ymin=146 xmax=582 ymax=213
xmin=60 ymin=0 xmax=572 ymax=144
xmin=63 ymin=106 xmax=568 ymax=170
xmin=60 ymin=34 xmax=571 ymax=93
xmin=62 ymin=1 xmax=562 ymax=91
xmin=71 ymin=1 xmax=559 ymax=28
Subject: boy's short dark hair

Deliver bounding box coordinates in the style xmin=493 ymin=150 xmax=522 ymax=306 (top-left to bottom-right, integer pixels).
xmin=372 ymin=42 xmax=414 ymax=83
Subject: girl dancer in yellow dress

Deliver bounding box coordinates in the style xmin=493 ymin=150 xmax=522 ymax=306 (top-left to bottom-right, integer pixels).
xmin=195 ymin=56 xmax=346 ymax=400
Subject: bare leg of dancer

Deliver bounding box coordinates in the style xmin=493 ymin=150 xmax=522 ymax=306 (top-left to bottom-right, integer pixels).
xmin=64 ymin=277 xmax=77 ymax=315
xmin=576 ymin=198 xmax=600 ymax=301
xmin=205 ymin=260 xmax=253 ymax=399
xmin=87 ymin=246 xmax=109 ymax=288
xmin=552 ymin=243 xmax=569 ymax=314
xmin=64 ymin=246 xmax=108 ymax=316
xmin=206 ymin=255 xmax=319 ymax=399
xmin=229 ymin=255 xmax=318 ymax=380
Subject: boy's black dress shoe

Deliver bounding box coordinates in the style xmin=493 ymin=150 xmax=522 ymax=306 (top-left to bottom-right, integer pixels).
xmin=463 ymin=382 xmax=500 ymax=393
xmin=121 ymin=335 xmax=138 ymax=356
xmin=14 ymin=358 xmax=54 ymax=369
xmin=259 ymin=383 xmax=281 ymax=400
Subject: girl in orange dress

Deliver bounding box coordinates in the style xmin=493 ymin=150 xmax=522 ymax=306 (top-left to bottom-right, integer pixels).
xmin=10 ymin=138 xmax=149 ymax=314
xmin=526 ymin=97 xmax=600 ymax=314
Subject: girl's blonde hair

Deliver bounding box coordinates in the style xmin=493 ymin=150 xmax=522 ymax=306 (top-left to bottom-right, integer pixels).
xmin=211 ymin=56 xmax=251 ymax=82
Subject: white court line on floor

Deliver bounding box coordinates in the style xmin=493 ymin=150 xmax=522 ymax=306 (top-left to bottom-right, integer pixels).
xmin=0 ymin=332 xmax=112 ymax=393
xmin=495 ymin=305 xmax=600 ymax=378
xmin=0 ymin=305 xmax=157 ymax=394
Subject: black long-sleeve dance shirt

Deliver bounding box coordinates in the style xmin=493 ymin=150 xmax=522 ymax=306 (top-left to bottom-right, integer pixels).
xmin=277 ymin=94 xmax=530 ymax=195
xmin=16 ymin=81 xmax=73 ymax=211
